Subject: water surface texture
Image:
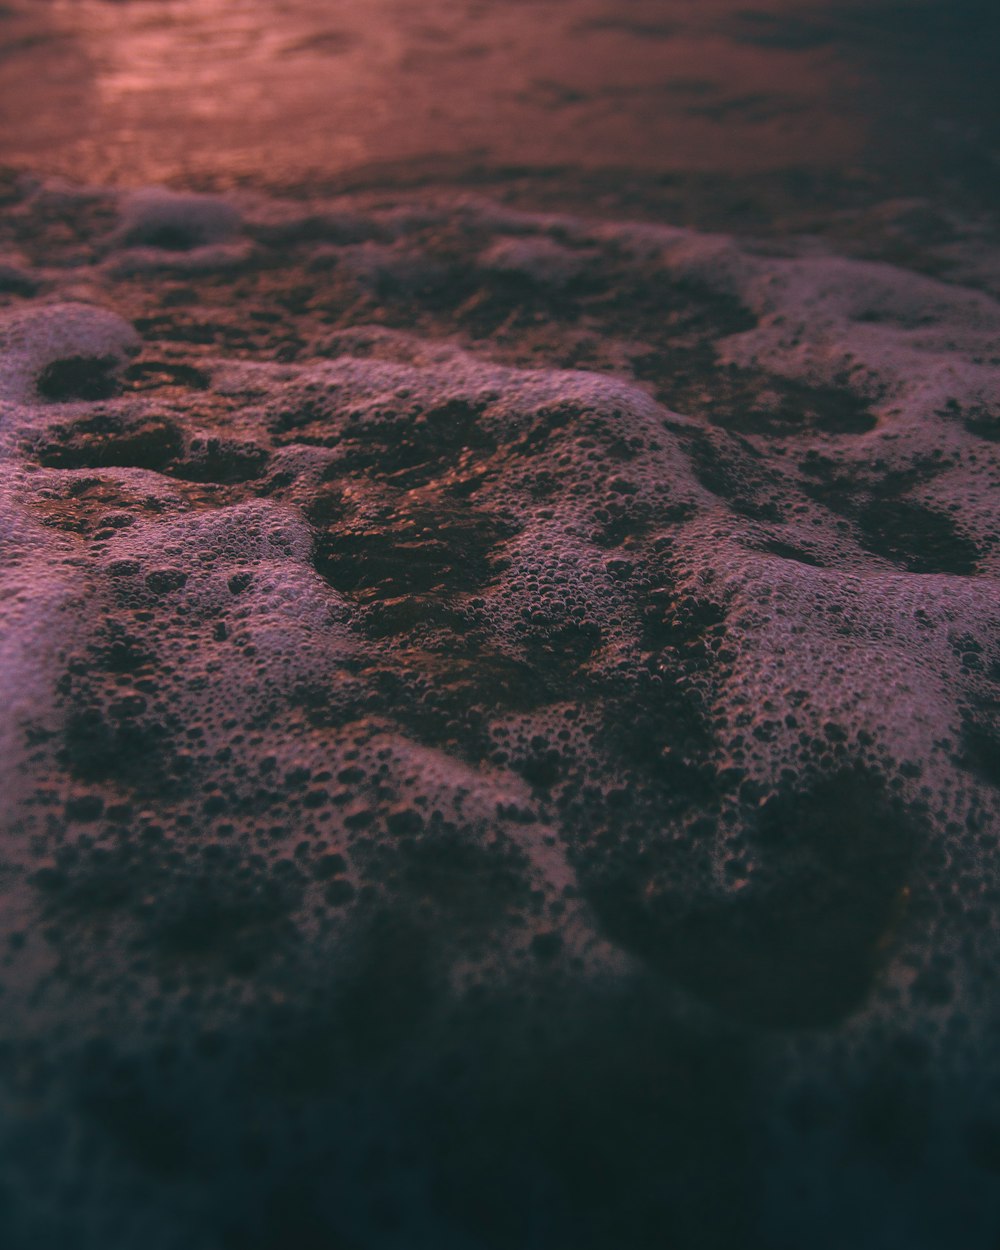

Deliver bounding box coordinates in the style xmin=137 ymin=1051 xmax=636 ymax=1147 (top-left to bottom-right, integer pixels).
xmin=0 ymin=0 xmax=997 ymax=207
xmin=1 ymin=4 xmax=1000 ymax=1250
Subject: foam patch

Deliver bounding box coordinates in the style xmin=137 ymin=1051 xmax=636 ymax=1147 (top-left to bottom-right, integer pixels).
xmin=1 ymin=177 xmax=999 ymax=1250
xmin=117 ymin=188 xmax=243 ymax=250
xmin=0 ymin=302 xmax=139 ymax=404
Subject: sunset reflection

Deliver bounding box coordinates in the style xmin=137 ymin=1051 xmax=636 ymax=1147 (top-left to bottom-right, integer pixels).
xmin=5 ymin=0 xmax=867 ymax=189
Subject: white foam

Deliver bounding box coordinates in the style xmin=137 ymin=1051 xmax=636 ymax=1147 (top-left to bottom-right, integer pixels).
xmin=117 ymin=188 xmax=242 ymax=249
xmin=2 ymin=177 xmax=1000 ymax=1247
xmin=0 ymin=302 xmax=138 ymax=405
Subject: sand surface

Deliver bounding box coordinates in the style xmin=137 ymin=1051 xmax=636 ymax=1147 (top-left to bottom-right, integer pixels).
xmin=1 ymin=4 xmax=1000 ymax=1249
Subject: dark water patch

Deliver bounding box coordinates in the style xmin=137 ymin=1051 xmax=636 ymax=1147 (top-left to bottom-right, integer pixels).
xmin=850 ymin=1060 xmax=933 ymax=1174
xmin=330 ymin=398 xmax=496 ymax=491
xmin=857 ymin=499 xmax=980 ymax=575
xmin=640 ymin=583 xmax=727 ymax=657
xmin=635 ymin=355 xmax=876 ymax=436
xmin=756 ymin=538 xmax=825 ymax=566
xmin=280 ymin=28 xmax=361 ymax=57
xmin=0 ymin=262 xmax=37 ymax=295
xmin=426 ymin=994 xmax=755 ymax=1250
xmin=60 ymin=697 xmax=173 ymax=787
xmin=169 ymin=436 xmax=270 ymax=484
xmin=395 ymin=830 xmax=530 ymax=931
xmin=685 ymin=92 xmax=793 ymax=124
xmin=81 ymin=1054 xmax=193 ymax=1178
xmin=130 ymin=225 xmax=203 ymax=252
xmin=31 ymin=410 xmax=268 ymax=487
xmin=960 ymin=714 xmax=1000 ymax=790
xmin=833 ymin=0 xmax=1000 ymax=45
xmin=34 ymin=833 xmax=303 ymax=976
xmin=34 ymin=973 xmax=758 ymax=1250
xmin=91 ymin=620 xmax=154 ymax=675
xmin=938 ymin=398 xmax=1000 ymax=442
xmin=572 ymin=17 xmax=679 ymax=40
xmin=36 ymin=354 xmax=121 ymax=402
xmin=966 ymin=1117 xmax=1000 ymax=1174
xmin=311 ymin=495 xmax=515 ymax=604
xmin=799 ymin=451 xmax=981 ymax=574
xmin=683 ymin=428 xmax=786 ymax=519
xmin=333 ymin=647 xmax=564 ymax=764
xmin=586 ymin=769 xmax=916 ymax=1029
xmin=732 ymin=11 xmax=834 ymax=50
xmin=31 ymin=410 xmax=182 ymax=470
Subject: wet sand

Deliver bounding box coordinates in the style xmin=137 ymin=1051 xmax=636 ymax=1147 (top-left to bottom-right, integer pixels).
xmin=1 ymin=4 xmax=1000 ymax=1250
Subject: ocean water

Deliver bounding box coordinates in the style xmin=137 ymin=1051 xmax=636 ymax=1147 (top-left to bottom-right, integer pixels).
xmin=1 ymin=5 xmax=999 ymax=1250
xmin=0 ymin=0 xmax=997 ymax=206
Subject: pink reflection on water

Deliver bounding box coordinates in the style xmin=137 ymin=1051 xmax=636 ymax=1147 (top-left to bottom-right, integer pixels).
xmin=5 ymin=0 xmax=862 ymax=188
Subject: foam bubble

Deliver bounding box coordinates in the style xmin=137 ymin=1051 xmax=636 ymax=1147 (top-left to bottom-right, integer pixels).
xmin=117 ymin=188 xmax=242 ymax=250
xmin=0 ymin=302 xmax=138 ymax=405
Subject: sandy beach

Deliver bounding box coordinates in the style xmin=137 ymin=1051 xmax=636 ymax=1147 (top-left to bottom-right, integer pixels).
xmin=1 ymin=3 xmax=999 ymax=1248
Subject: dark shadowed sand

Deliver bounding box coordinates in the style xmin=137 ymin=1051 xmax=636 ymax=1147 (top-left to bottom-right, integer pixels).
xmin=1 ymin=3 xmax=999 ymax=1249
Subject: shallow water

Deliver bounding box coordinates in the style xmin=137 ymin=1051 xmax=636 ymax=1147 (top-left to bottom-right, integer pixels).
xmin=1 ymin=0 xmax=998 ymax=210
xmin=1 ymin=6 xmax=999 ymax=1250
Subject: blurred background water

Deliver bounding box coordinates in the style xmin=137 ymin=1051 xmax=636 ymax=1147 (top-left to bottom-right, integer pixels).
xmin=0 ymin=0 xmax=997 ymax=223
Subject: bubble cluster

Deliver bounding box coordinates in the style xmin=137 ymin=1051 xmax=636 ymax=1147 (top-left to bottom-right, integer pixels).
xmin=0 ymin=177 xmax=999 ymax=1249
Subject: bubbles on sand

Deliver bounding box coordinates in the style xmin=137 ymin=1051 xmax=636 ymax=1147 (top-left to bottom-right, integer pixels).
xmin=1 ymin=176 xmax=1000 ymax=1248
